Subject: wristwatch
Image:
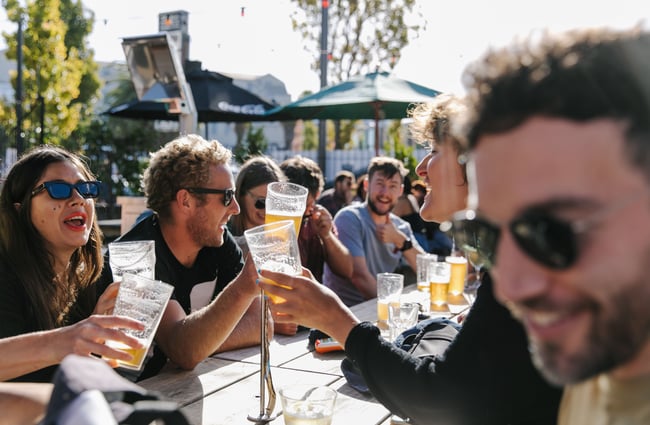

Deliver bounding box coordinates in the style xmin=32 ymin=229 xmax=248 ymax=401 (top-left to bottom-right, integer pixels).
xmin=398 ymin=238 xmax=413 ymax=252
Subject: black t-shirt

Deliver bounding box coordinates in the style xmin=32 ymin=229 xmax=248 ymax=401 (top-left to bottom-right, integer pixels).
xmin=97 ymin=214 xmax=244 ymax=379
xmin=345 ymin=274 xmax=563 ymax=425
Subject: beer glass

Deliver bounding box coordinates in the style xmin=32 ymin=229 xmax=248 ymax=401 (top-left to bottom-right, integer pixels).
xmin=265 ymin=182 xmax=309 ymax=236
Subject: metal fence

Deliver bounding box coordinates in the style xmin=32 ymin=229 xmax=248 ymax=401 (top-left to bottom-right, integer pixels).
xmin=264 ymin=147 xmax=429 ymax=183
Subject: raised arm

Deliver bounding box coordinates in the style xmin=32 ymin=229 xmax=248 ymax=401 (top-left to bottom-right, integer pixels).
xmin=0 ymin=315 xmax=144 ymax=381
xmin=310 ymin=204 xmax=353 ymax=279
xmin=153 ymin=254 xmax=261 ymax=370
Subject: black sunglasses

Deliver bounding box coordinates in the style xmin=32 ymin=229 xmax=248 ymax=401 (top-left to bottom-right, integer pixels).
xmin=31 ymin=181 xmax=101 ymax=200
xmin=184 ymin=187 xmax=235 ymax=207
xmin=247 ymin=191 xmax=266 ymax=210
xmin=441 ymin=192 xmax=646 ymax=270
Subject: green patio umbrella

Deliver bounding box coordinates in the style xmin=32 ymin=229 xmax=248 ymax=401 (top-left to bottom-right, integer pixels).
xmin=265 ymin=71 xmax=442 ymax=155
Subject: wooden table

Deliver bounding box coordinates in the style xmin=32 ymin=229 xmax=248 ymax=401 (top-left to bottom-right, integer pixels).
xmin=139 ymin=285 xmax=470 ymax=425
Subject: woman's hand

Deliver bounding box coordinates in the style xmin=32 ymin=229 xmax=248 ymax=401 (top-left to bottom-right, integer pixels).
xmin=53 ymin=315 xmax=146 ymax=368
xmin=257 ymin=268 xmax=359 ymax=345
xmin=93 ymin=281 xmax=120 ymax=315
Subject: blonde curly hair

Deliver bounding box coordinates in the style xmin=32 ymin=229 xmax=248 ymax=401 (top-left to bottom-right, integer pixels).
xmin=143 ymin=134 xmax=232 ymax=218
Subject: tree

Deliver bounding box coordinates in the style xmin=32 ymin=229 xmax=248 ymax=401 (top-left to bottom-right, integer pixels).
xmin=1 ymin=0 xmax=99 ymax=148
xmin=67 ymin=73 xmax=174 ymax=204
xmin=290 ymin=0 xmax=423 ymax=82
xmin=290 ymin=0 xmax=424 ymax=149
xmin=385 ymin=119 xmax=417 ymax=180
xmin=233 ymin=124 xmax=268 ymax=164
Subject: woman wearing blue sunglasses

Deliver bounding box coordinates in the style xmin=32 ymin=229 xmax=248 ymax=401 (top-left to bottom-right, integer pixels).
xmin=0 ymin=145 xmax=144 ymax=382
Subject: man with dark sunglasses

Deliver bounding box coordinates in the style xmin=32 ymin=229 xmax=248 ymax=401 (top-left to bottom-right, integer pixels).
xmin=98 ymin=135 xmax=263 ymax=380
xmin=454 ymin=27 xmax=650 ymax=424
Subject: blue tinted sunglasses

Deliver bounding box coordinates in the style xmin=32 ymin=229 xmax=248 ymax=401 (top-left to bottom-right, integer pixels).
xmin=31 ymin=181 xmax=101 ymax=200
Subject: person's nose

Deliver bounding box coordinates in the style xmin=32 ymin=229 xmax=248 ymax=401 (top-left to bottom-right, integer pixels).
xmin=415 ymin=154 xmax=430 ymax=178
xmin=490 ymin=228 xmax=552 ymax=307
xmin=230 ymin=197 xmax=241 ymax=215
xmin=68 ymin=188 xmax=86 ymax=205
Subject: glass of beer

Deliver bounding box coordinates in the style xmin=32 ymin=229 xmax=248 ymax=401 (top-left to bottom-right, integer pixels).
xmin=265 ymin=182 xmax=309 ymax=236
xmin=376 ymin=273 xmax=404 ymax=329
xmin=428 ymin=261 xmax=451 ymax=308
xmin=105 ymin=272 xmax=173 ymax=370
xmin=244 ymin=220 xmax=302 ymax=303
xmin=446 ymin=255 xmax=468 ymax=296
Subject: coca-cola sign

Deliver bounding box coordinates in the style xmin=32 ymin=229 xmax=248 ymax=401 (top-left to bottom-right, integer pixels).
xmin=218 ymin=101 xmax=267 ymax=115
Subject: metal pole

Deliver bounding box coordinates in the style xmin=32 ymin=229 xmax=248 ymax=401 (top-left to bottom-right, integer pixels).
xmin=317 ymin=0 xmax=329 ymax=175
xmin=247 ymin=293 xmax=278 ymax=424
xmin=15 ymin=15 xmax=24 ymax=155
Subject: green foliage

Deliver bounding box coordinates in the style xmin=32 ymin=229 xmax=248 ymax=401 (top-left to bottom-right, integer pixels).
xmin=289 ymin=0 xmax=424 ymax=83
xmin=384 ymin=119 xmax=417 ymax=179
xmin=1 ymin=0 xmax=100 ymax=148
xmin=289 ymin=0 xmax=424 ymax=149
xmin=66 ymin=116 xmax=172 ymax=202
xmin=233 ymin=124 xmax=268 ymax=163
xmin=302 ymin=120 xmax=318 ymax=150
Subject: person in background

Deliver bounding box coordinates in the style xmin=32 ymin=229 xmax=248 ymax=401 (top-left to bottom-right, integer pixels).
xmin=258 ymin=94 xmax=562 ymax=424
xmin=317 ymin=169 xmax=355 ymax=217
xmin=352 ymin=173 xmax=368 ymax=204
xmin=229 ymin=156 xmax=286 ymax=252
xmin=229 ymin=155 xmax=297 ymax=336
xmin=323 ymin=157 xmax=424 ymax=306
xmin=405 ymin=178 xmax=453 ymax=256
xmin=98 ymin=135 xmax=262 ymax=380
xmin=0 ymin=146 xmax=143 ymax=382
xmin=456 ymin=26 xmax=650 ymax=424
xmin=279 ymin=156 xmax=353 ymax=282
xmin=410 ymin=179 xmax=427 ymax=207
xmin=392 ymin=175 xmax=420 ymax=219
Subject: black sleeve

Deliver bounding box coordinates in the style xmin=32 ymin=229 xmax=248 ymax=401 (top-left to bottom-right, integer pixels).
xmin=213 ymin=230 xmax=245 ymax=295
xmin=345 ymin=274 xmax=563 ymax=425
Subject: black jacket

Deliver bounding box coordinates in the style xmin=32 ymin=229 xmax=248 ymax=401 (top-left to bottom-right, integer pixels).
xmin=345 ymin=274 xmax=562 ymax=425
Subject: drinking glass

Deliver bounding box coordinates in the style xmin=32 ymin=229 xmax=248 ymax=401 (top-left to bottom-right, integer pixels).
xmin=428 ymin=261 xmax=451 ymax=308
xmin=244 ymin=220 xmax=302 ymax=304
xmin=108 ymin=240 xmax=155 ymax=281
xmin=388 ymin=302 xmax=420 ymax=341
xmin=265 ymin=182 xmax=309 ymax=237
xmin=279 ymin=386 xmax=337 ymax=425
xmin=104 ymin=272 xmax=173 ymax=370
xmin=446 ymin=255 xmax=468 ymax=296
xmin=376 ymin=272 xmax=404 ymax=324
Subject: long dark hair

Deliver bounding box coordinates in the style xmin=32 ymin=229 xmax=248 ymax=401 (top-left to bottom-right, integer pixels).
xmin=230 ymin=156 xmax=285 ymax=235
xmin=0 ymin=145 xmax=103 ymax=330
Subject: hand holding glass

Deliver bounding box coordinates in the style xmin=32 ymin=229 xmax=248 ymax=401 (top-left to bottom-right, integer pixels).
xmin=244 ymin=220 xmax=302 ymax=303
xmin=104 ymin=273 xmax=173 ymax=370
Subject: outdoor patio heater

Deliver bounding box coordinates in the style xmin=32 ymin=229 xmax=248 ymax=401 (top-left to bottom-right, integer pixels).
xmin=120 ymin=19 xmax=197 ymax=135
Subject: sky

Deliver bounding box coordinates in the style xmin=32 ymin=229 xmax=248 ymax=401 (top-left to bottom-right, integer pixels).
xmin=2 ymin=0 xmax=650 ymax=101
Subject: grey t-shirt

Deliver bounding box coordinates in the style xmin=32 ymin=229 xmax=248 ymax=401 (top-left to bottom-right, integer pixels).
xmin=323 ymin=203 xmax=418 ymax=306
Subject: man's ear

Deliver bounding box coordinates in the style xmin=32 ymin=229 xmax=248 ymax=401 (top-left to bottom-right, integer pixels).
xmin=175 ymin=189 xmax=192 ymax=210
